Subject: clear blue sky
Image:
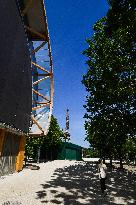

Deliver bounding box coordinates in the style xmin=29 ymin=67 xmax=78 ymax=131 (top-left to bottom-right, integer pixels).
xmin=45 ymin=0 xmax=109 ymax=148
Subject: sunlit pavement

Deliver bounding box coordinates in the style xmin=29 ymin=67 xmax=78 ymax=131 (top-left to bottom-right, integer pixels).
xmin=0 ymin=160 xmax=136 ymax=205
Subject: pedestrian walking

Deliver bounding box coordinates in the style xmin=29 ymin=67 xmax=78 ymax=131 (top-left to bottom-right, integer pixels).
xmin=98 ymin=159 xmax=107 ymax=195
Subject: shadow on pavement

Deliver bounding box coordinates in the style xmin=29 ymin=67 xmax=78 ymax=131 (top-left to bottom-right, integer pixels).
xmin=35 ymin=161 xmax=136 ymax=204
xmin=23 ymin=163 xmax=40 ymax=170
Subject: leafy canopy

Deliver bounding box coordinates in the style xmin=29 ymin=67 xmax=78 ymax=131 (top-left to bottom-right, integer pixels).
xmin=82 ymin=0 xmax=136 ymax=159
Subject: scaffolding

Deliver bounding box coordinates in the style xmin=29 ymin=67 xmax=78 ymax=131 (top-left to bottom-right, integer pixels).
xmin=17 ymin=0 xmax=54 ymax=136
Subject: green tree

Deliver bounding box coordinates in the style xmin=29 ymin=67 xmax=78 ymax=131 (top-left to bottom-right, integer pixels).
xmin=83 ymin=147 xmax=99 ymax=158
xmin=45 ymin=115 xmax=64 ymax=146
xmin=25 ymin=136 xmax=44 ymax=160
xmin=123 ymin=137 xmax=136 ymax=163
xmin=25 ymin=115 xmax=65 ymax=161
xmin=42 ymin=115 xmax=65 ymax=160
xmin=82 ymin=0 xmax=136 ymax=167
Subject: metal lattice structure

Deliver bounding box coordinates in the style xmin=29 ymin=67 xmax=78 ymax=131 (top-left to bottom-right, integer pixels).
xmin=17 ymin=0 xmax=54 ymax=136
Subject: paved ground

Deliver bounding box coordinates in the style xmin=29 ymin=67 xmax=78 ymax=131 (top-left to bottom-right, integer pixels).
xmin=0 ymin=160 xmax=136 ymax=205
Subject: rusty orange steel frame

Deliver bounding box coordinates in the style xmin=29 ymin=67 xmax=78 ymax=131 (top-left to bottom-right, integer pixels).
xmin=19 ymin=0 xmax=54 ymax=136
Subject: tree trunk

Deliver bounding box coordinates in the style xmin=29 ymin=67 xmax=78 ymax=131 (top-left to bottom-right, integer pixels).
xmin=110 ymin=158 xmax=112 ymax=167
xmin=134 ymin=155 xmax=136 ymax=165
xmin=120 ymin=157 xmax=123 ymax=169
xmin=46 ymin=148 xmax=47 ymax=162
xmin=51 ymin=147 xmax=52 ymax=161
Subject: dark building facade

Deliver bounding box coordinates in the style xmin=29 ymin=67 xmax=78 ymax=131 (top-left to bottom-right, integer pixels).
xmin=0 ymin=0 xmax=53 ymax=176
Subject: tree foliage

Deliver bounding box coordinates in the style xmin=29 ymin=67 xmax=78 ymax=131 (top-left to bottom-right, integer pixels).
xmin=82 ymin=0 xmax=136 ymax=163
xmin=25 ymin=115 xmax=65 ymax=160
xmin=83 ymin=147 xmax=99 ymax=158
xmin=45 ymin=115 xmax=65 ymax=146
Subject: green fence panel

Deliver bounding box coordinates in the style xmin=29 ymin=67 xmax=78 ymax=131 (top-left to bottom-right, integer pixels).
xmin=57 ymin=142 xmax=82 ymax=161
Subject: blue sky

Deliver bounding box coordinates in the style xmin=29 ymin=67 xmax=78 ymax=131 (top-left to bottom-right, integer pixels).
xmin=45 ymin=0 xmax=109 ymax=147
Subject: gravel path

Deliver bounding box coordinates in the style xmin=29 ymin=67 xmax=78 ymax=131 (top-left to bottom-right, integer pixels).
xmin=0 ymin=160 xmax=136 ymax=205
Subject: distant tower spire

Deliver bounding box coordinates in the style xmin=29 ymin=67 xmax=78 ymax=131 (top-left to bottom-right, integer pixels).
xmin=65 ymin=108 xmax=70 ymax=141
xmin=66 ymin=109 xmax=69 ymax=131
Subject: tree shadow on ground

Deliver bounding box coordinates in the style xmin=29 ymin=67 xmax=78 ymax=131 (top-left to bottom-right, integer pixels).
xmin=35 ymin=161 xmax=136 ymax=205
xmin=23 ymin=163 xmax=40 ymax=170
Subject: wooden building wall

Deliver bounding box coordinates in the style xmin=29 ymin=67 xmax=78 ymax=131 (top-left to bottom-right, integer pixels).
xmin=16 ymin=135 xmax=26 ymax=172
xmin=0 ymin=129 xmax=26 ymax=176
